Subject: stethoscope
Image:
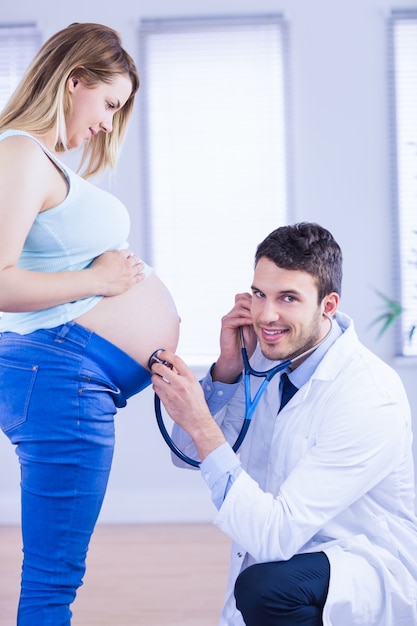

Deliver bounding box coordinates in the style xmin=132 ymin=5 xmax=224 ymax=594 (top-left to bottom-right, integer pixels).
xmin=150 ymin=314 xmax=333 ymax=468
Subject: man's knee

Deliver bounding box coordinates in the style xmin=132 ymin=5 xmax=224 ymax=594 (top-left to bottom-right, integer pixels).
xmin=234 ymin=554 xmax=330 ymax=625
xmin=234 ymin=564 xmax=267 ymax=620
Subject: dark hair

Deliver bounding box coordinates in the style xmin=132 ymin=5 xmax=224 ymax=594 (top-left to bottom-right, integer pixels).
xmin=255 ymin=222 xmax=343 ymax=301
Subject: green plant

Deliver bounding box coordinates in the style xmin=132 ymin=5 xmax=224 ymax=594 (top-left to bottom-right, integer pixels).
xmin=371 ymin=289 xmax=416 ymax=341
xmin=371 ymin=231 xmax=417 ymax=345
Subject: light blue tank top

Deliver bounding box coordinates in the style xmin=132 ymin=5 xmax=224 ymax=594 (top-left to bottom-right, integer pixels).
xmin=0 ymin=129 xmax=152 ymax=334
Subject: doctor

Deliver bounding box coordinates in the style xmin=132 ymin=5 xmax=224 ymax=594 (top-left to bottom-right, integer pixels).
xmin=151 ymin=222 xmax=417 ymax=626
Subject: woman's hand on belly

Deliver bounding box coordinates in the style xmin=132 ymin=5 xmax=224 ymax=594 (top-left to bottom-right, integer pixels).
xmin=75 ymin=271 xmax=181 ymax=368
xmin=89 ymin=249 xmax=146 ymax=296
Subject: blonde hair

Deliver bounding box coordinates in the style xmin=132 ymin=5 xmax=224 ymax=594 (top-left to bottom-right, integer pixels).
xmin=0 ymin=22 xmax=140 ymax=178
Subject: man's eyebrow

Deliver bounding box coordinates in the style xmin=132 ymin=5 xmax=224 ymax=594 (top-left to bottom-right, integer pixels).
xmin=251 ymin=284 xmax=301 ymax=296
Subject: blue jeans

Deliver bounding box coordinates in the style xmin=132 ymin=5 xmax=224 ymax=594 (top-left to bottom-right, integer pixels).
xmin=0 ymin=322 xmax=152 ymax=626
xmin=234 ymin=552 xmax=330 ymax=625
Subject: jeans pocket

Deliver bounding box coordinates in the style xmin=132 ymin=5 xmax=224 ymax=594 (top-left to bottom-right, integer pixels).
xmin=79 ymin=370 xmax=124 ymax=409
xmin=0 ymin=359 xmax=38 ymax=433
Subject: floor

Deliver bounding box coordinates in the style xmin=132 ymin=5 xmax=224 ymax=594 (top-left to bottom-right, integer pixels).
xmin=0 ymin=523 xmax=231 ymax=626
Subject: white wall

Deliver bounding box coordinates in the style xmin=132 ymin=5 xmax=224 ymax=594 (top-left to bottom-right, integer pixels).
xmin=1 ymin=0 xmax=417 ymax=524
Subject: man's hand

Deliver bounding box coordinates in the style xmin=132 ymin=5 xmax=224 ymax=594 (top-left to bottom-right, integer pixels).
xmin=151 ymin=351 xmax=226 ymax=462
xmin=213 ymin=292 xmax=257 ymax=383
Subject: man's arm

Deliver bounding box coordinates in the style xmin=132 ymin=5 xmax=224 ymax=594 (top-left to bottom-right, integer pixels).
xmin=152 ymin=352 xmax=407 ymax=563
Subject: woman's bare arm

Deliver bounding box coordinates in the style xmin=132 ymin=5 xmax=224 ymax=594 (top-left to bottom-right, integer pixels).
xmin=0 ymin=135 xmax=142 ymax=313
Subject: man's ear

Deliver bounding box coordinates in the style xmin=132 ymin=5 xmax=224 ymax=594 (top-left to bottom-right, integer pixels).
xmin=323 ymin=292 xmax=339 ymax=317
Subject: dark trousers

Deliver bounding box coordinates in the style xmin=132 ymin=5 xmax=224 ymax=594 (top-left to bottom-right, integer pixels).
xmin=234 ymin=552 xmax=330 ymax=626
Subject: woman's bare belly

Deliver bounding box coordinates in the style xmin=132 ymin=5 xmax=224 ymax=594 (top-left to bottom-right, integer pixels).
xmin=75 ymin=271 xmax=180 ymax=369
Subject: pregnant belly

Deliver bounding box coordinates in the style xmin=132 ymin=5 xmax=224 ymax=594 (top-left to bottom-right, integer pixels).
xmin=75 ymin=271 xmax=180 ymax=369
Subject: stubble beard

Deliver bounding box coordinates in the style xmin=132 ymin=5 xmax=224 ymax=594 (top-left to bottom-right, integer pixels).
xmin=258 ymin=311 xmax=324 ymax=364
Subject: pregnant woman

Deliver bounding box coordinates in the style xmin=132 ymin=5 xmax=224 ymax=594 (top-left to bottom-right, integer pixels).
xmin=0 ymin=23 xmax=180 ymax=625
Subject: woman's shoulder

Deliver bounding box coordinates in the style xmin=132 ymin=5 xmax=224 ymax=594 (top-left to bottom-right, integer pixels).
xmin=0 ymin=130 xmax=74 ymax=213
xmin=0 ymin=128 xmax=39 ymax=146
xmin=0 ymin=129 xmax=73 ymax=181
xmin=0 ymin=129 xmax=51 ymax=161
xmin=0 ymin=130 xmax=49 ymax=173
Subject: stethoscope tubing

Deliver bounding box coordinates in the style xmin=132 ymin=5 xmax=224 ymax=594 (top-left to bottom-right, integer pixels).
xmin=153 ymin=315 xmax=333 ymax=467
xmin=154 ymin=393 xmax=201 ymax=467
xmin=153 ymin=347 xmax=289 ymax=467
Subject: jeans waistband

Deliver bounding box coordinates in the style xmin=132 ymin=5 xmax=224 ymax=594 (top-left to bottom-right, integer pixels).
xmin=2 ymin=322 xmax=152 ymax=402
xmin=84 ymin=328 xmax=152 ymax=400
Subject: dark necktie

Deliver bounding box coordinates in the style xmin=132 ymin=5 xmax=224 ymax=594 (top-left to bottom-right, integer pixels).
xmin=279 ymin=372 xmax=298 ymax=411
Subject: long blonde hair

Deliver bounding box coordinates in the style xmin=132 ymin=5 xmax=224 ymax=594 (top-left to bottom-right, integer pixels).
xmin=0 ymin=22 xmax=140 ymax=178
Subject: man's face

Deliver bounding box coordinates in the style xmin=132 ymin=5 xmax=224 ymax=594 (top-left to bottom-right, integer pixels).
xmin=250 ymin=257 xmax=332 ymax=366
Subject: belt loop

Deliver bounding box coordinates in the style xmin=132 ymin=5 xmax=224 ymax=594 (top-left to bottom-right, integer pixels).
xmin=54 ymin=322 xmax=75 ymax=343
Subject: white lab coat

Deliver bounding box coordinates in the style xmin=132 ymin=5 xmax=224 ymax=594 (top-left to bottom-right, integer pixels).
xmin=173 ymin=313 xmax=417 ymax=625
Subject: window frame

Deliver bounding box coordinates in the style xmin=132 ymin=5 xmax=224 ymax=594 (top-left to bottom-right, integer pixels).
xmin=388 ymin=10 xmax=417 ymax=357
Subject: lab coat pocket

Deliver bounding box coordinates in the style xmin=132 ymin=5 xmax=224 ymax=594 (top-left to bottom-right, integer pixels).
xmin=285 ymin=433 xmax=315 ymax=474
xmin=373 ymin=514 xmax=397 ymax=554
xmin=0 ymin=357 xmax=38 ymax=434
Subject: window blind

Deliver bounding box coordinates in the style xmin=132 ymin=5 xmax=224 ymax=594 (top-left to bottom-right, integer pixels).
xmin=389 ymin=11 xmax=417 ymax=356
xmin=139 ymin=15 xmax=290 ymax=363
xmin=0 ymin=24 xmax=40 ymax=112
xmin=0 ymin=24 xmax=40 ymax=320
